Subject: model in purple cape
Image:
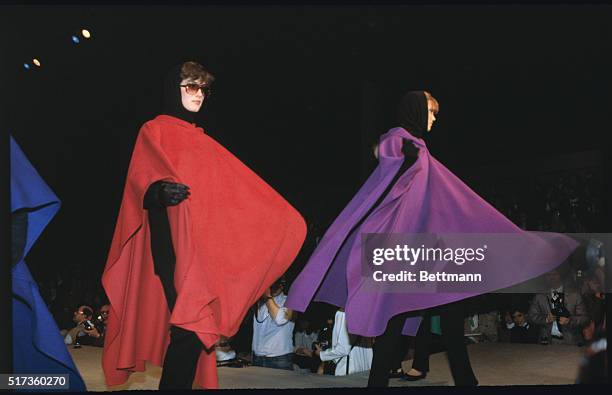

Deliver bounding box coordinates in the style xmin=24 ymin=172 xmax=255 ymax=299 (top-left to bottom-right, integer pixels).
xmin=285 ymin=91 xmax=577 ymax=386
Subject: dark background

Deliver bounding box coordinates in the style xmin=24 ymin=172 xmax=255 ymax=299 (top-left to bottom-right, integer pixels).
xmin=3 ymin=5 xmax=612 ymax=298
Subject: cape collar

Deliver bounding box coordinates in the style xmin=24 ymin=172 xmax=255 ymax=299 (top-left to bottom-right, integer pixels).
xmin=378 ymin=127 xmax=427 ymax=161
xmin=155 ymin=114 xmax=199 ymax=129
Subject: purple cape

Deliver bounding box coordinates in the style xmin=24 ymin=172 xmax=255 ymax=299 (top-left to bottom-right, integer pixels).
xmin=285 ymin=128 xmax=577 ymax=337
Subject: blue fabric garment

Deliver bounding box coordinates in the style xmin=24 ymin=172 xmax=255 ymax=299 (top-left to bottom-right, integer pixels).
xmin=11 ymin=136 xmax=86 ymax=391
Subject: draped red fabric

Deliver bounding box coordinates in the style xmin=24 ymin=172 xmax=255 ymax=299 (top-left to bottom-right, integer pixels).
xmin=102 ymin=115 xmax=306 ymax=388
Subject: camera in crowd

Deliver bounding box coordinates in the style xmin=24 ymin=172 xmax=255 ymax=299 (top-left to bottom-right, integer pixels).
xmin=80 ymin=312 xmax=105 ymax=333
xmin=550 ymin=292 xmax=571 ymax=322
xmin=82 ymin=319 xmax=95 ymax=331
xmin=270 ymin=277 xmax=287 ymax=294
xmin=312 ymin=325 xmax=332 ymax=351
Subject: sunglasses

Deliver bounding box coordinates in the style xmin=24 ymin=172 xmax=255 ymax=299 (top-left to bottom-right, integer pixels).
xmin=180 ymin=83 xmax=212 ymax=97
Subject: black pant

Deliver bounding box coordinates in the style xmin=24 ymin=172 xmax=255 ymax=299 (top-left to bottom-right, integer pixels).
xmin=368 ymin=301 xmax=478 ymax=387
xmin=148 ymin=205 xmax=205 ymax=390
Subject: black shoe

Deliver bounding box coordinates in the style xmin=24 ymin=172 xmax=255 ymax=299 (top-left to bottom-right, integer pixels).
xmin=401 ymin=371 xmax=427 ymax=381
xmin=389 ymin=369 xmax=404 ymax=378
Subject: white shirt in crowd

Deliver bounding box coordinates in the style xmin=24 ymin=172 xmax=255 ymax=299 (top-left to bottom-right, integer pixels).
xmin=318 ymin=310 xmax=373 ymax=376
xmin=64 ymin=329 xmax=85 ymax=345
xmin=294 ymin=330 xmax=318 ymax=352
xmin=252 ymin=293 xmax=295 ymax=357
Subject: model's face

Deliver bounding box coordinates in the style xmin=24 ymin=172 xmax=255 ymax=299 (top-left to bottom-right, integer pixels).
xmin=427 ymin=100 xmax=437 ymax=132
xmin=180 ymin=78 xmax=205 ymax=113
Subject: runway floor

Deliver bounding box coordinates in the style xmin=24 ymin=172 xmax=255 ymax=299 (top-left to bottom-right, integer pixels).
xmin=71 ymin=342 xmax=584 ymax=390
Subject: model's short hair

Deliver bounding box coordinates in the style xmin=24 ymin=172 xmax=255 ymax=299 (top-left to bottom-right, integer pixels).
xmin=424 ymin=91 xmax=439 ymax=114
xmin=180 ymin=61 xmax=215 ymax=85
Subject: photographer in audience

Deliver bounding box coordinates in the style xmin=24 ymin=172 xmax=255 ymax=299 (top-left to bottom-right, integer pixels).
xmin=528 ymin=268 xmax=589 ymax=345
xmin=293 ymin=318 xmax=320 ymax=372
xmin=312 ymin=309 xmax=373 ymax=376
xmin=64 ymin=305 xmax=102 ymax=347
xmin=88 ymin=304 xmax=110 ymax=347
xmin=252 ymin=277 xmax=295 ymax=370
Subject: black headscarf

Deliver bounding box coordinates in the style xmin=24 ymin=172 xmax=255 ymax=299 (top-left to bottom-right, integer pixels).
xmin=397 ymin=90 xmax=428 ymax=138
xmin=162 ymin=63 xmax=196 ymax=124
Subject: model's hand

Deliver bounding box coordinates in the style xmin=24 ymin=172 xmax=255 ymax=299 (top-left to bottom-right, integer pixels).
xmin=546 ymin=313 xmax=556 ymax=324
xmin=401 ymin=139 xmax=419 ymax=158
xmin=158 ymin=182 xmax=190 ymax=206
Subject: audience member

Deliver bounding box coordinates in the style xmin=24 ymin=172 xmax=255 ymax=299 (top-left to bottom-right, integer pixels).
xmin=528 ymin=269 xmax=588 ymax=345
xmin=64 ymin=305 xmax=102 ymax=347
xmin=293 ymin=318 xmax=320 ymax=372
xmin=252 ymin=277 xmax=295 ymax=370
xmin=503 ymin=309 xmax=538 ymax=344
xmin=312 ymin=309 xmax=374 ymax=376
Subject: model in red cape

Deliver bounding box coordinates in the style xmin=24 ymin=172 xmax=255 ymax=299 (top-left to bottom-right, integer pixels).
xmin=101 ymin=61 xmax=306 ymax=389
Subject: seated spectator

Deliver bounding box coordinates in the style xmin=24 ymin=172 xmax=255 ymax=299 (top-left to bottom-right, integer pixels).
xmin=313 ymin=316 xmax=335 ymax=374
xmin=464 ymin=311 xmax=500 ymax=343
xmin=294 ymin=318 xmax=319 ymax=355
xmin=88 ymin=304 xmax=110 ymax=347
xmin=528 ymin=269 xmax=589 ymax=345
xmin=503 ymin=309 xmax=538 ymax=344
xmin=64 ymin=305 xmax=103 ymax=347
xmin=293 ymin=318 xmax=320 ymax=372
xmin=312 ymin=309 xmax=374 ymax=376
xmin=96 ymin=304 xmax=110 ymax=326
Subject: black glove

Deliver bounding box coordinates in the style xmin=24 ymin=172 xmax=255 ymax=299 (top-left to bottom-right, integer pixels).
xmin=401 ymin=139 xmax=419 ymax=159
xmin=144 ymin=181 xmax=190 ymax=208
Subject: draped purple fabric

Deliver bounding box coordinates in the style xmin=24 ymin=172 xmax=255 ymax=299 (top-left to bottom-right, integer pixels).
xmin=286 ymin=127 xmax=577 ymax=337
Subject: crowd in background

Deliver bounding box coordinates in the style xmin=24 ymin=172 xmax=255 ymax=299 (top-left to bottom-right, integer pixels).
xmin=33 ymin=166 xmax=606 ymax=381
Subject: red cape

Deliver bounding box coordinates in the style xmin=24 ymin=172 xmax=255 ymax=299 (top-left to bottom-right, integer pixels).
xmin=102 ymin=115 xmax=306 ymax=389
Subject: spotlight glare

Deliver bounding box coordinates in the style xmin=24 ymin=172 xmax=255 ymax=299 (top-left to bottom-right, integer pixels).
xmin=33 ymin=58 xmax=41 ymax=67
xmin=72 ymin=35 xmax=80 ymax=44
xmin=81 ymin=29 xmax=91 ymax=39
xmin=23 ymin=63 xmax=30 ymax=70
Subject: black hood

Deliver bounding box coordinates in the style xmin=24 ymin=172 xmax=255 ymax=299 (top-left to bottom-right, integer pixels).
xmin=161 ymin=64 xmax=197 ymax=124
xmin=397 ymin=90 xmax=428 ymax=138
